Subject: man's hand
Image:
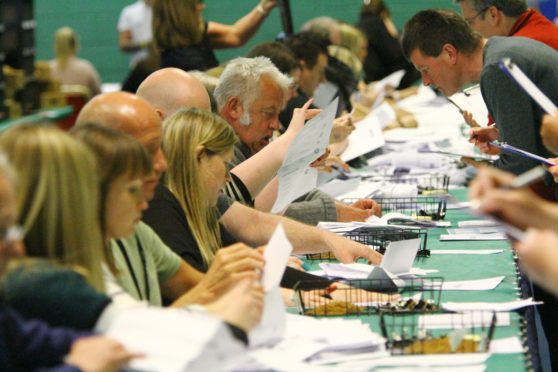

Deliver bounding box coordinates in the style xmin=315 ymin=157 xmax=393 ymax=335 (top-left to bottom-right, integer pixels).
xmin=330 ymin=114 xmax=355 ymax=144
xmin=515 ymin=229 xmax=558 ymax=298
xmin=204 ymin=279 xmax=264 ymax=332
xmin=329 ymin=236 xmax=383 ymax=264
xmin=191 ymin=243 xmax=264 ymax=304
xmin=469 ymin=167 xmax=558 ymax=231
xmin=335 ymin=199 xmax=381 ymax=222
xmin=469 ymin=126 xmax=501 ymax=155
xmin=66 ymin=336 xmax=141 ymax=372
xmin=462 ymin=110 xmax=480 ymax=128
xmin=541 ymin=110 xmax=558 ymax=153
xmin=285 ymin=99 xmax=321 ymax=135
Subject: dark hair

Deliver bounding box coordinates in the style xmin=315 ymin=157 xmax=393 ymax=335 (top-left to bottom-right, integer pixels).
xmin=454 ymin=0 xmax=527 ymax=18
xmin=360 ymin=0 xmax=388 ymax=17
xmin=247 ymin=42 xmax=300 ymax=74
xmin=401 ymin=9 xmax=483 ymax=60
xmin=285 ymin=31 xmax=328 ymax=69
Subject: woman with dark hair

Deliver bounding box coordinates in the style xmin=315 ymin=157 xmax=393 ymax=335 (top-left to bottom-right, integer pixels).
xmin=356 ymin=0 xmax=419 ymax=88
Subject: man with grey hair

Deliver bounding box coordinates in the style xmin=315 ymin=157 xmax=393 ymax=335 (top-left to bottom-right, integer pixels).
xmin=216 ymin=56 xmax=380 ymax=225
xmin=456 ymin=0 xmax=558 ymax=50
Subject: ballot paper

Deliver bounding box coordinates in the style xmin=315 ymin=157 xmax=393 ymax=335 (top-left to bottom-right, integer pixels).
xmin=442 ymin=297 xmax=542 ymax=312
xmin=430 ymin=249 xmax=503 ymax=255
xmin=106 ymin=307 xmax=245 ymax=372
xmin=446 ymin=227 xmax=506 ymax=235
xmin=341 ymin=102 xmax=390 ymax=161
xmin=440 ymin=233 xmax=507 ymax=241
xmin=329 ymin=353 xmax=489 ymax=370
xmin=438 ymin=276 xmax=505 ymax=291
xmin=489 ymin=337 xmax=524 ymax=354
xmin=317 ymin=178 xmax=361 ymax=198
xmin=458 ymin=219 xmax=503 ymax=227
xmin=418 ymin=312 xmax=510 ymax=329
xmin=271 ymin=98 xmax=338 ymax=213
xmin=250 ymin=224 xmax=293 ymax=347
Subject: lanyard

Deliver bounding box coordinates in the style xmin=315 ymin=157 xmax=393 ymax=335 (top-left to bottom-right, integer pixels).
xmin=116 ymin=235 xmax=150 ymax=301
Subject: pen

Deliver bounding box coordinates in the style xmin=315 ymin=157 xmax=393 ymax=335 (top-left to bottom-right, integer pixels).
xmin=323 ymin=284 xmax=338 ymax=299
xmin=489 ymin=140 xmax=557 ymax=167
xmin=508 ymin=166 xmax=547 ymax=189
xmin=330 ymin=163 xmax=351 ymax=180
xmin=446 ymin=96 xmax=464 ymax=114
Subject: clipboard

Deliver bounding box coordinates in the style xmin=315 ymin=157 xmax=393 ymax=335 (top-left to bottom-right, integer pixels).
xmin=489 ymin=141 xmax=556 ymax=167
xmin=499 ymin=58 xmax=557 ymax=115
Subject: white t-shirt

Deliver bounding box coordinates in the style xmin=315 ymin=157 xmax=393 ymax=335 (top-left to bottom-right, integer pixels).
xmin=117 ymin=0 xmax=152 ymax=67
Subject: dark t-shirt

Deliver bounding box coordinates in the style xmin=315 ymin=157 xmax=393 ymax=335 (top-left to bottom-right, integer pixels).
xmin=143 ymin=183 xmax=232 ymax=272
xmin=160 ymin=22 xmax=219 ymax=72
xmin=143 ymin=184 xmax=332 ymax=288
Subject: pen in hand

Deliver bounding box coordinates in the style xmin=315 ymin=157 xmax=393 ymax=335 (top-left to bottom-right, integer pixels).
xmin=323 ymin=284 xmax=338 ymax=300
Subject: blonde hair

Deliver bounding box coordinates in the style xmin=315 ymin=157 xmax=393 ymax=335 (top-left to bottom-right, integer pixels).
xmin=0 ymin=123 xmax=106 ymax=292
xmin=54 ymin=27 xmax=78 ymax=70
xmin=162 ymin=108 xmax=237 ymax=266
xmin=153 ymin=0 xmax=203 ymax=51
xmin=338 ymin=23 xmax=367 ymax=58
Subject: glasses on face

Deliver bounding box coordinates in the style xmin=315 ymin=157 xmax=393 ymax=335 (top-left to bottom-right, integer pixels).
xmin=464 ymin=7 xmax=490 ymax=25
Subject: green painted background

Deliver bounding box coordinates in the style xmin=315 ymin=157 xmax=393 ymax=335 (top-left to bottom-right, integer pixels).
xmin=34 ymin=0 xmax=457 ymax=83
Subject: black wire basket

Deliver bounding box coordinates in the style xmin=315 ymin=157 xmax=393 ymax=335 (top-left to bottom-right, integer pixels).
xmin=306 ymin=226 xmax=429 ymax=261
xmin=363 ymin=174 xmax=450 ymax=196
xmin=294 ymin=277 xmax=443 ymax=317
xmin=343 ymin=196 xmax=448 ymax=221
xmin=380 ymin=310 xmax=497 ymax=355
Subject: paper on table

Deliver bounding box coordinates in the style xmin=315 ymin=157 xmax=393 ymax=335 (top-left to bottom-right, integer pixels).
xmin=440 ymin=233 xmax=507 ymax=241
xmin=418 ymin=312 xmax=510 ymax=329
xmin=431 ymin=249 xmax=503 ymax=255
xmin=458 ymin=219 xmax=502 ymax=227
xmin=442 ymin=297 xmax=542 ymax=312
xmin=341 ymin=102 xmax=390 ymax=161
xmin=438 ymin=276 xmax=505 ymax=291
xmin=330 ymin=353 xmax=489 ymax=369
xmin=446 ymin=227 xmax=505 ymax=235
xmin=317 ymin=178 xmax=361 ymax=198
xmin=489 ymin=337 xmax=524 ymax=354
xmin=380 ymin=69 xmax=406 ymax=90
xmin=106 ymin=307 xmax=244 ymax=372
xmin=272 ymin=98 xmax=338 ymax=213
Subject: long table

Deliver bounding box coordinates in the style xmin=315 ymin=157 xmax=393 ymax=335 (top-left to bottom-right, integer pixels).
xmin=299 ymin=188 xmax=533 ymax=371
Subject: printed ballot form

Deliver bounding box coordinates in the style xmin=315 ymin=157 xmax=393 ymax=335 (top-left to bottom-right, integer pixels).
xmin=249 ymin=224 xmax=293 ymax=347
xmin=271 ymin=98 xmax=338 ymax=213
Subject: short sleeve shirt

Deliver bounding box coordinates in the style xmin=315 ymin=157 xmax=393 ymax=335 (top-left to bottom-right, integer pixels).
xmin=111 ymin=221 xmax=182 ymax=306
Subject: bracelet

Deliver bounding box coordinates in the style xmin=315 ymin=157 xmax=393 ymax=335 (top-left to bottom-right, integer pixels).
xmin=256 ymin=4 xmax=267 ymax=16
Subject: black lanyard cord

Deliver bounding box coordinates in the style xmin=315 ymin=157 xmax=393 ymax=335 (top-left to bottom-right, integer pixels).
xmin=116 ymin=235 xmax=150 ymax=301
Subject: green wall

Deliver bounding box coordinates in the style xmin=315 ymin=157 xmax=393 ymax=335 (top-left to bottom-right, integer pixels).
xmin=34 ymin=0 xmax=457 ymax=83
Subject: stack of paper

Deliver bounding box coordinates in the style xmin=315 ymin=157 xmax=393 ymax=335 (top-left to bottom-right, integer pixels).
xmin=232 ymin=314 xmax=387 ymax=371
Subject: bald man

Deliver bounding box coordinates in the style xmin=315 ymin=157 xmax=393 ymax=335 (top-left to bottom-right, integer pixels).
xmin=76 ymin=92 xmax=264 ymax=307
xmin=79 ymin=91 xmax=382 ymax=272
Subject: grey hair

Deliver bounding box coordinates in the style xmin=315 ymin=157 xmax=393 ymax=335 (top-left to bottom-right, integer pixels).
xmin=214 ymin=57 xmax=292 ymax=126
xmin=301 ymin=16 xmax=341 ymax=44
xmin=454 ymin=0 xmax=527 ymax=17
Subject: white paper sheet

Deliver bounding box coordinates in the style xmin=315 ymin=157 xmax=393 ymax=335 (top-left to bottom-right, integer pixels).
xmin=440 ymin=233 xmax=507 ymax=241
xmin=418 ymin=312 xmax=510 ymax=329
xmin=438 ymin=276 xmax=505 ymax=291
xmin=106 ymin=307 xmax=244 ymax=372
xmin=442 ymin=297 xmax=542 ymax=312
xmin=431 ymin=249 xmax=503 ymax=255
xmin=317 ymin=178 xmax=361 ymax=198
xmin=489 ymin=337 xmax=524 ymax=354
xmin=262 ymin=224 xmax=293 ymax=292
xmin=446 ymin=227 xmax=506 ymax=235
xmin=341 ymin=102 xmax=390 ymax=161
xmin=457 ymin=220 xmax=503 ymax=227
xmin=272 ymin=98 xmax=338 ymax=213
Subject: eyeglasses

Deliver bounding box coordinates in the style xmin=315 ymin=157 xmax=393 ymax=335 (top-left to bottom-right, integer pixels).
xmin=464 ymin=7 xmax=490 ymax=25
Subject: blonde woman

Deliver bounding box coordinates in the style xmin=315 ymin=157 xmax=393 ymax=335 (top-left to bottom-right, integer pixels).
xmin=153 ymin=0 xmax=276 ymax=72
xmin=49 ymin=27 xmax=101 ymax=96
